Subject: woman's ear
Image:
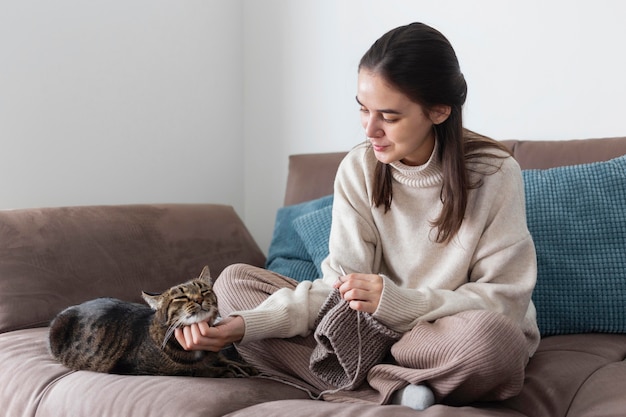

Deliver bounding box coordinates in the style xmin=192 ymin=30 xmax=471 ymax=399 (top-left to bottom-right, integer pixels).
xmin=429 ymin=105 xmax=451 ymax=125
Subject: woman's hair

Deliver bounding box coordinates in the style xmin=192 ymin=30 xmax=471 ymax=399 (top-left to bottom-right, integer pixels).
xmin=359 ymin=22 xmax=510 ymax=243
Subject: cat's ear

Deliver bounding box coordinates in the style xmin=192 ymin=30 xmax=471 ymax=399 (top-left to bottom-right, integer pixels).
xmin=198 ymin=265 xmax=213 ymax=284
xmin=142 ymin=291 xmax=162 ymax=310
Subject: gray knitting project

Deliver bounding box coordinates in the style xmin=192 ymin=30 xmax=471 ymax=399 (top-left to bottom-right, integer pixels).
xmin=310 ymin=289 xmax=402 ymax=390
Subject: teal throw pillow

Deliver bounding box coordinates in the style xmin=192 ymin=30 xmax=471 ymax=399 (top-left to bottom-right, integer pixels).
xmin=292 ymin=204 xmax=333 ymax=277
xmin=523 ymin=155 xmax=626 ymax=336
xmin=265 ymin=195 xmax=333 ymax=281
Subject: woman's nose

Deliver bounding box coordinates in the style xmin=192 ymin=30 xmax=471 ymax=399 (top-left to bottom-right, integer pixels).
xmin=364 ymin=116 xmax=383 ymax=138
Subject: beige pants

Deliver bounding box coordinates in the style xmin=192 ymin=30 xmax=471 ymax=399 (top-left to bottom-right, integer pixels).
xmin=214 ymin=263 xmax=528 ymax=406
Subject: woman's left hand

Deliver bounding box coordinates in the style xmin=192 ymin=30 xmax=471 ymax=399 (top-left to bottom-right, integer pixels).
xmin=174 ymin=315 xmax=245 ymax=352
xmin=333 ymin=272 xmax=383 ymax=314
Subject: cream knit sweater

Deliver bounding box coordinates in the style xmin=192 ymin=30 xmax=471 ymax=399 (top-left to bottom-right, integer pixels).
xmin=236 ymin=142 xmax=540 ymax=357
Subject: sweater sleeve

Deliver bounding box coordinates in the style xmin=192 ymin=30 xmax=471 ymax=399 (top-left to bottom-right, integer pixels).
xmin=234 ymin=278 xmax=334 ymax=344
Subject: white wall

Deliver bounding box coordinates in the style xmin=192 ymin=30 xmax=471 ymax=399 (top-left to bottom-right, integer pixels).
xmin=0 ymin=1 xmax=244 ymax=211
xmin=2 ymin=1 xmax=625 ymax=254
xmin=243 ymin=0 xmax=626 ymax=252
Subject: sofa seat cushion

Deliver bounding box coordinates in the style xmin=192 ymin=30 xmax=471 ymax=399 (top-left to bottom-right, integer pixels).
xmin=566 ymin=360 xmax=626 ymax=417
xmin=0 ymin=328 xmax=309 ymax=417
xmin=223 ymin=334 xmax=626 ymax=417
xmin=500 ymin=333 xmax=626 ymax=417
xmin=223 ymin=399 xmax=525 ymax=416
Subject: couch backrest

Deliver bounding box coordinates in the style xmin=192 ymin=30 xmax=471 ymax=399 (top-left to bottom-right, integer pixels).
xmin=0 ymin=204 xmax=265 ymax=333
xmin=504 ymin=136 xmax=626 ymax=169
xmin=284 ymin=136 xmax=626 ymax=206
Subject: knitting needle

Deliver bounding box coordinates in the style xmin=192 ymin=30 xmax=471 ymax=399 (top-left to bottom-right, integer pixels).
xmin=335 ymin=265 xmax=347 ymax=286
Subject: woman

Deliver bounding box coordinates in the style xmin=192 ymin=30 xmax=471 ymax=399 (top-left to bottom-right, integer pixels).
xmin=176 ymin=22 xmax=540 ymax=411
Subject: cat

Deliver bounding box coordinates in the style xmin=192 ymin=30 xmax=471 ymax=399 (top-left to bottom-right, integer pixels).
xmin=48 ymin=266 xmax=257 ymax=378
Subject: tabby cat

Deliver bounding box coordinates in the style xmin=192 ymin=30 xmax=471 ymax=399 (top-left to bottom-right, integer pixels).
xmin=48 ymin=266 xmax=257 ymax=377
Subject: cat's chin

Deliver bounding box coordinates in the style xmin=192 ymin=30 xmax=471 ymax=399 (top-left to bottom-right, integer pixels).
xmin=180 ymin=311 xmax=217 ymax=327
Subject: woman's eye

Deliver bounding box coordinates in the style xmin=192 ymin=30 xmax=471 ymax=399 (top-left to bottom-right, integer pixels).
xmin=382 ymin=117 xmax=398 ymax=123
xmin=359 ymin=107 xmax=369 ymax=113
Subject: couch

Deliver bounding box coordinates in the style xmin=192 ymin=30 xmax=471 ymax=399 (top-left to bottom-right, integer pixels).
xmin=1 ymin=136 xmax=625 ymax=417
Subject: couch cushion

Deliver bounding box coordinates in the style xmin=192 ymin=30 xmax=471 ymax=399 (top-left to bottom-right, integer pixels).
xmin=566 ymin=361 xmax=626 ymax=417
xmin=523 ymin=155 xmax=626 ymax=336
xmin=292 ymin=204 xmax=333 ymax=277
xmin=265 ymin=195 xmax=333 ymax=281
xmin=509 ymin=136 xmax=626 ymax=170
xmin=0 ymin=204 xmax=266 ymax=333
xmin=500 ymin=333 xmax=626 ymax=417
xmin=0 ymin=328 xmax=309 ymax=417
xmin=223 ymin=399 xmax=523 ymax=417
xmin=284 ymin=153 xmax=346 ymax=206
xmin=223 ymin=333 xmax=626 ymax=417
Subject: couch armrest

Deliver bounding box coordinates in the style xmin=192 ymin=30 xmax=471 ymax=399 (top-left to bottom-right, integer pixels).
xmin=0 ymin=204 xmax=265 ymax=333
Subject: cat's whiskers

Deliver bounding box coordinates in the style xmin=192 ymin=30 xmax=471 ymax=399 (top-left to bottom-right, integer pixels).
xmin=162 ymin=316 xmax=188 ymax=350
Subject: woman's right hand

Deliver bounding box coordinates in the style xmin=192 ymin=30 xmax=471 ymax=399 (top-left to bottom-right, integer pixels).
xmin=175 ymin=315 xmax=245 ymax=352
xmin=334 ymin=272 xmax=384 ymax=314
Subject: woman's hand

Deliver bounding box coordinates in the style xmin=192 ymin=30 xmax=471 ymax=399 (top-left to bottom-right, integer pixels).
xmin=333 ymin=272 xmax=383 ymax=314
xmin=175 ymin=315 xmax=245 ymax=352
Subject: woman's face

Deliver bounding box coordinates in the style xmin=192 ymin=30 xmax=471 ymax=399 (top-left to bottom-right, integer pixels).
xmin=357 ymin=69 xmax=443 ymax=166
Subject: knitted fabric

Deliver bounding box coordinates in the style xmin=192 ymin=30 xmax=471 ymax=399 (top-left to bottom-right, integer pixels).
xmin=310 ymin=289 xmax=401 ymax=390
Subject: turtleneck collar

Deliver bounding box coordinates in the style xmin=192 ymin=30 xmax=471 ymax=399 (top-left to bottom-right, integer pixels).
xmin=388 ymin=140 xmax=443 ymax=188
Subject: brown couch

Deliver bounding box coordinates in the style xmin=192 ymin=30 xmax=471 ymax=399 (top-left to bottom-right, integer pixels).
xmin=1 ymin=136 xmax=626 ymax=417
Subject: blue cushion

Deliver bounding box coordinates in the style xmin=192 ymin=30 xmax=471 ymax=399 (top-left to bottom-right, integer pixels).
xmin=265 ymin=195 xmax=333 ymax=281
xmin=523 ymin=155 xmax=626 ymax=336
xmin=292 ymin=204 xmax=333 ymax=277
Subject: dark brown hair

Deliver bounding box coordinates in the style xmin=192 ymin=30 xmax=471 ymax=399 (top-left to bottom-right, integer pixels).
xmin=360 ymin=22 xmax=510 ymax=243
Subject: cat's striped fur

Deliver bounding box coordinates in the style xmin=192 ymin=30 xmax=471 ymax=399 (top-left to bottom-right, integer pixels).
xmin=48 ymin=266 xmax=256 ymax=377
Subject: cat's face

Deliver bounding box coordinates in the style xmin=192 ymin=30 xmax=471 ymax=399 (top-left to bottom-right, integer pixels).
xmin=142 ymin=266 xmax=218 ymax=328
